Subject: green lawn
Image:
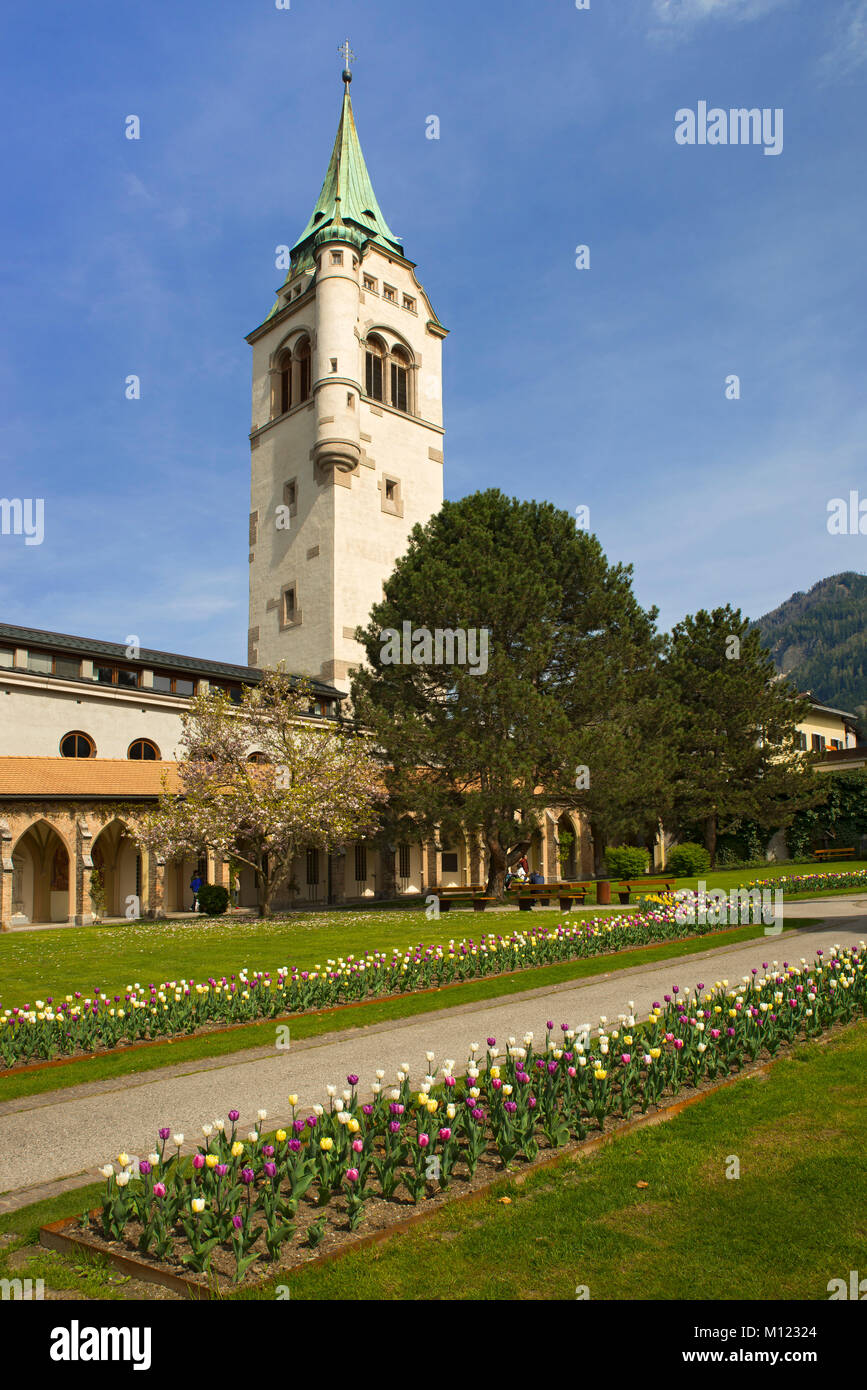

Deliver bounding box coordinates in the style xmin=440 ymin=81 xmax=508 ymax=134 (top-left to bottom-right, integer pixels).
xmin=1 ymin=857 xmax=861 ymax=1008
xmin=4 ymin=1016 xmax=864 ymax=1301
xmin=254 ymin=1017 xmax=867 ymax=1301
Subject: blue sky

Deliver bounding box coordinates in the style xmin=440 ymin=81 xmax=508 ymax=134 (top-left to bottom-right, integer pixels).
xmin=1 ymin=0 xmax=865 ymax=663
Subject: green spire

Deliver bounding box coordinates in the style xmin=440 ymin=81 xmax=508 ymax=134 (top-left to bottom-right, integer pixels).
xmin=291 ymin=81 xmax=403 ymax=265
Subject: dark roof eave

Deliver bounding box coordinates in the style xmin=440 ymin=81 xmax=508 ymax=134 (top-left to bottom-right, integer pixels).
xmin=0 ymin=622 xmax=344 ymax=700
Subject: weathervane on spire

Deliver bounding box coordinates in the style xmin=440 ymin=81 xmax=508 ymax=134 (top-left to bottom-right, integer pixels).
xmin=339 ymin=38 xmax=356 ymax=85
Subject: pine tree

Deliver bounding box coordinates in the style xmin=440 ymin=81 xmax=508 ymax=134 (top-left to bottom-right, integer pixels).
xmin=351 ymin=490 xmax=663 ymax=895
xmin=663 ymin=607 xmax=816 ymax=865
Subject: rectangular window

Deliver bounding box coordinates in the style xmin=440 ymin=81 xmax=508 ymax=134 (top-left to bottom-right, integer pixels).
xmin=153 ymin=673 xmax=173 ymax=693
xmin=27 ymin=651 xmax=53 ymax=674
xmin=116 ymin=667 xmax=139 ymax=689
xmin=0 ymin=647 xmax=13 ymax=668
xmin=354 ymin=844 xmax=367 ymax=882
xmin=441 ymin=851 xmax=459 ymax=873
xmin=284 ymin=478 xmax=297 ymax=513
xmin=811 ymin=734 xmax=826 ymax=752
xmin=383 ymin=284 xmax=396 ymax=302
xmin=794 ymin=731 xmax=808 ymax=750
xmin=402 ymin=295 xmax=416 ymax=312
xmin=306 ymin=848 xmax=319 ymax=885
xmin=54 ymin=657 xmax=81 ymax=680
xmin=399 ymin=845 xmax=411 ymax=878
xmin=330 ymin=250 xmax=343 ymax=265
xmin=282 ymin=587 xmax=297 ymax=624
xmin=363 ymin=275 xmax=377 ymax=293
xmin=174 ymin=677 xmax=195 ymax=697
xmin=366 ymin=352 xmax=383 ymax=401
xmin=95 ymin=664 xmax=114 ymax=684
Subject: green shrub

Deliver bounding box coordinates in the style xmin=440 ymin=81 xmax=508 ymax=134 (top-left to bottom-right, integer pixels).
xmin=666 ymin=842 xmax=711 ymax=877
xmin=604 ymin=845 xmax=649 ymax=878
xmin=196 ymin=883 xmax=230 ymax=916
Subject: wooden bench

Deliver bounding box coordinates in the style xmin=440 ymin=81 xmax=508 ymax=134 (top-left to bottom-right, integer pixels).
xmin=512 ymin=881 xmax=592 ymax=911
xmin=614 ymin=876 xmax=677 ymax=904
xmin=432 ymin=886 xmax=495 ymax=912
xmin=813 ymin=847 xmax=855 ymax=861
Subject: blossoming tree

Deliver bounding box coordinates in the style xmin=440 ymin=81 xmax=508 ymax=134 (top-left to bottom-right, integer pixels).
xmin=134 ymin=670 xmax=383 ymax=917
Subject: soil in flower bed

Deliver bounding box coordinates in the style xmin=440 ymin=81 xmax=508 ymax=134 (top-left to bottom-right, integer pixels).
xmin=54 ymin=1032 xmax=842 ymax=1295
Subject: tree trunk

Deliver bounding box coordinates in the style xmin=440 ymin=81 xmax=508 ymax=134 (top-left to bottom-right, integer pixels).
xmin=590 ymin=821 xmax=605 ymax=877
xmin=485 ymin=836 xmax=507 ymax=900
xmin=704 ymin=813 xmax=717 ymax=868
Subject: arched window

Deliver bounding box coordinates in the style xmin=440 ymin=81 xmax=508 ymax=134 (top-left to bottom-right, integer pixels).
xmin=390 ymin=345 xmax=410 ymax=414
xmin=296 ymin=337 xmax=312 ymax=403
xmin=365 ymin=335 xmax=386 ymax=402
xmin=60 ymin=731 xmax=95 ymax=759
xmin=247 ymin=751 xmax=269 ymax=764
xmin=128 ymin=739 xmax=160 ymax=761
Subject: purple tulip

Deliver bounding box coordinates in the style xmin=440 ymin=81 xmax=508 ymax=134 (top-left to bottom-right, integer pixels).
xmin=347 ymin=1074 xmax=359 ymax=1086
xmin=158 ymin=1127 xmax=170 ymax=1141
xmin=264 ymin=1162 xmax=277 ymax=1178
xmin=241 ymin=1167 xmax=255 ymax=1184
xmin=288 ymin=1139 xmax=301 ymax=1154
xmin=215 ymin=1164 xmax=228 ymax=1177
xmin=232 ymin=1214 xmax=243 ymax=1230
xmin=487 ymin=1037 xmax=496 ymax=1047
xmin=138 ymin=1160 xmax=151 ymax=1176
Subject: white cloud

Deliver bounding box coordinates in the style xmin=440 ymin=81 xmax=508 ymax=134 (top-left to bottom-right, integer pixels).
xmin=819 ymin=0 xmax=867 ymax=80
xmin=651 ymin=0 xmax=789 ymax=27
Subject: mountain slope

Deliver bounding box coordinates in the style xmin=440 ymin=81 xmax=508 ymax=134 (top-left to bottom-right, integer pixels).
xmin=753 ymin=573 xmax=867 ymax=726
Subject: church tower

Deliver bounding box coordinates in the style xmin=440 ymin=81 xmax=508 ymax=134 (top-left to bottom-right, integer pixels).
xmin=246 ymin=58 xmax=447 ymax=691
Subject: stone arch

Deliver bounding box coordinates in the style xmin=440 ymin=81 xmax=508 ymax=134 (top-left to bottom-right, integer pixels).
xmin=91 ymin=818 xmax=141 ymax=919
xmin=11 ymin=819 xmax=73 ymax=924
xmin=556 ymin=813 xmax=580 ymax=879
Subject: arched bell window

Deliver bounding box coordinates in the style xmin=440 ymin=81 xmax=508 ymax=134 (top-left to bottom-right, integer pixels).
xmin=364 ymin=336 xmax=413 ymax=414
xmin=271 ymin=336 xmax=312 ymax=419
xmin=276 ymin=349 xmax=292 ymax=415
xmin=365 ymin=335 xmax=386 ymax=403
xmin=296 ymin=337 xmax=312 ymax=403
xmin=390 ymin=345 xmax=410 ymax=414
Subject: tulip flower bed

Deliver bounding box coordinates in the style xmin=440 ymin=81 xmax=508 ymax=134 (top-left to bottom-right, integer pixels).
xmin=65 ymin=942 xmax=865 ymax=1291
xmin=2 ymin=904 xmax=744 ymax=1070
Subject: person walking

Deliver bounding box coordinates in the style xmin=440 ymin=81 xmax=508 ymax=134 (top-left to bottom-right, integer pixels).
xmin=190 ymin=871 xmax=203 ymax=912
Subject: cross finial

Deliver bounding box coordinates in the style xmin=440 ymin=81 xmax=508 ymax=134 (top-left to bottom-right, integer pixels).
xmin=339 ymin=38 xmax=356 ymax=84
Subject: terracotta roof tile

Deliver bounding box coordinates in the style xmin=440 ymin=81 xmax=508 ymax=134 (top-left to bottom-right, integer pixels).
xmin=0 ymin=758 xmax=180 ymax=798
